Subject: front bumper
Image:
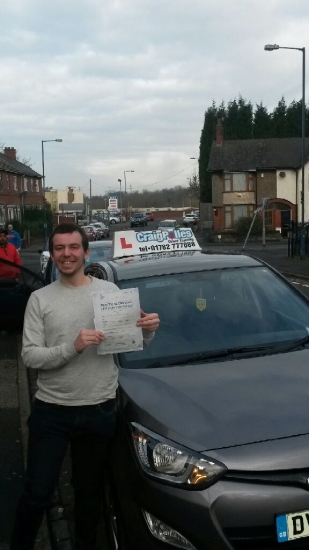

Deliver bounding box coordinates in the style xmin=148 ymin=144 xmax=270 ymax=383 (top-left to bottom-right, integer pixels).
xmin=111 ymin=422 xmax=309 ymax=550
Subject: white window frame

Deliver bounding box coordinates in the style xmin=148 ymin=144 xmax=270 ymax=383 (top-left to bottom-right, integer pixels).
xmin=0 ymin=205 xmax=5 ymax=226
xmin=24 ymin=178 xmax=28 ymax=192
xmin=35 ymin=179 xmax=39 ymax=192
xmin=13 ymin=175 xmax=17 ymax=191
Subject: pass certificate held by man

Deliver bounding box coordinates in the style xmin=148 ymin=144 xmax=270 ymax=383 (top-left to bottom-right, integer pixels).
xmin=92 ymin=287 xmax=143 ymax=354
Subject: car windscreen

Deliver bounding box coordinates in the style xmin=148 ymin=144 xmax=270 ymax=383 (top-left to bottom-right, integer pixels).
xmin=158 ymin=222 xmax=175 ymax=227
xmin=117 ymin=266 xmax=309 ymax=369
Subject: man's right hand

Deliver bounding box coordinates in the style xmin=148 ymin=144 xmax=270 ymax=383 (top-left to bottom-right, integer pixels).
xmin=74 ymin=329 xmax=105 ymax=354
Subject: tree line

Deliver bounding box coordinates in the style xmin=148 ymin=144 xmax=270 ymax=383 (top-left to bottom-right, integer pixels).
xmin=87 ymin=183 xmax=200 ymax=211
xmin=199 ymin=96 xmax=309 ymax=202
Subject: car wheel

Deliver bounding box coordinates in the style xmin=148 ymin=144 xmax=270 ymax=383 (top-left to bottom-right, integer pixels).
xmin=103 ymin=473 xmax=131 ymax=550
xmin=110 ymin=219 xmax=116 ymax=224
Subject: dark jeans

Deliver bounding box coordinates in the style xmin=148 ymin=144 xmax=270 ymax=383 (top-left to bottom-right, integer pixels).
xmin=10 ymin=397 xmax=117 ymax=550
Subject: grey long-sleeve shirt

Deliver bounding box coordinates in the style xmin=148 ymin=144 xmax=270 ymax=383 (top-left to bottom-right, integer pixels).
xmin=22 ymin=277 xmax=153 ymax=405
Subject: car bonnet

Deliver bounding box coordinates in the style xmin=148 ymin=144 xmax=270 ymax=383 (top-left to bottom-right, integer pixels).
xmin=118 ymin=348 xmax=309 ymax=452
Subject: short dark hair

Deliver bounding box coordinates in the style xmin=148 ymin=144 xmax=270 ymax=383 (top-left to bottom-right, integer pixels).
xmin=49 ymin=223 xmax=89 ymax=254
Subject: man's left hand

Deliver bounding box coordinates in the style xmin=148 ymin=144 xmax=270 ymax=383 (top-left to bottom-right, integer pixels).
xmin=137 ymin=310 xmax=160 ymax=332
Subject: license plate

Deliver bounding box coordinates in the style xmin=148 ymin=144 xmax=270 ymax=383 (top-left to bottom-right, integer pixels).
xmin=276 ymin=509 xmax=309 ymax=542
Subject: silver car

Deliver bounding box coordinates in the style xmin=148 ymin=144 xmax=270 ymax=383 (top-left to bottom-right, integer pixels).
xmin=98 ymin=250 xmax=309 ymax=550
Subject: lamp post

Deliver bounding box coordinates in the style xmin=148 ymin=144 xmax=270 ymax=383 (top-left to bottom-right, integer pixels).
xmin=124 ymin=170 xmax=134 ymax=218
xmin=118 ymin=179 xmax=122 ymax=213
xmin=264 ymin=44 xmax=306 ymax=226
xmin=41 ymin=139 xmax=63 ymax=240
xmin=124 ymin=170 xmax=134 ymax=195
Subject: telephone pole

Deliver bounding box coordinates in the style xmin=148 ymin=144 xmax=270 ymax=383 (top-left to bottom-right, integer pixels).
xmin=89 ymin=179 xmax=92 ymax=221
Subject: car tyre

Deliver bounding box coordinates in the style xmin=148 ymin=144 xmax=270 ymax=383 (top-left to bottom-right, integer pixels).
xmin=110 ymin=219 xmax=116 ymax=224
xmin=103 ymin=472 xmax=132 ymax=550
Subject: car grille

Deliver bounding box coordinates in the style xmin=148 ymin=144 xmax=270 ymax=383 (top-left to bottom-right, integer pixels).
xmin=224 ymin=526 xmax=309 ymax=549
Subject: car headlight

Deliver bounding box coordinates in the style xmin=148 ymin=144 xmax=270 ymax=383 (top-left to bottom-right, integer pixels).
xmin=131 ymin=423 xmax=226 ymax=489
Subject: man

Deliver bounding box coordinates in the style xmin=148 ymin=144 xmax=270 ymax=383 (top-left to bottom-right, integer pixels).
xmin=7 ymin=223 xmax=22 ymax=252
xmin=11 ymin=223 xmax=160 ymax=550
xmin=0 ymin=229 xmax=22 ymax=280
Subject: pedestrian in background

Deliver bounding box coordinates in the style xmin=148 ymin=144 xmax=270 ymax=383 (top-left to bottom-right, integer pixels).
xmin=10 ymin=223 xmax=160 ymax=550
xmin=7 ymin=223 xmax=22 ymax=252
xmin=0 ymin=229 xmax=22 ymax=281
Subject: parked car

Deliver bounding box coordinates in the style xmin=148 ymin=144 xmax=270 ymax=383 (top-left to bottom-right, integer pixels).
xmin=157 ymin=219 xmax=180 ymax=230
xmin=0 ymin=261 xmax=44 ymax=332
xmin=109 ymin=215 xmax=121 ymax=224
xmin=89 ymin=229 xmax=309 ymax=550
xmin=83 ymin=226 xmax=97 ymax=241
xmin=90 ymin=222 xmax=110 ymax=238
xmin=183 ymin=213 xmax=199 ymax=227
xmin=37 ymin=241 xmax=50 ymax=274
xmin=130 ymin=212 xmax=148 ymax=227
xmin=146 ymin=211 xmax=154 ymax=221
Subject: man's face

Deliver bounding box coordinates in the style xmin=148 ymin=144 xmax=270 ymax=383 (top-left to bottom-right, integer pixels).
xmin=7 ymin=225 xmax=13 ymax=232
xmin=51 ymin=232 xmax=89 ymax=277
xmin=0 ymin=233 xmax=7 ymax=246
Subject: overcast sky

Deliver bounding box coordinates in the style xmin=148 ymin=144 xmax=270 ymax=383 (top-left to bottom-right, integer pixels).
xmin=1 ymin=0 xmax=308 ymax=195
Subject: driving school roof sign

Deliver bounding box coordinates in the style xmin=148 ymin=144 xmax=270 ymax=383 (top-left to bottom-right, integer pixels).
xmin=112 ymin=229 xmax=201 ymax=259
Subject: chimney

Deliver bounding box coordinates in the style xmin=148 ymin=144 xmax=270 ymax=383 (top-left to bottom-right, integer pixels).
xmin=4 ymin=147 xmax=17 ymax=160
xmin=216 ymin=118 xmax=223 ymax=146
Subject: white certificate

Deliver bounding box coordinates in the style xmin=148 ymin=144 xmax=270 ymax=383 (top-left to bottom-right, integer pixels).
xmin=92 ymin=288 xmax=143 ymax=355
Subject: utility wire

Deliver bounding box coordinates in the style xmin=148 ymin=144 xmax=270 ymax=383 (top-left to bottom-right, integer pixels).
xmin=82 ymin=160 xmax=198 ymax=193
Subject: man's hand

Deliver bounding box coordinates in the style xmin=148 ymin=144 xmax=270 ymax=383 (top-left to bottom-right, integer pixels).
xmin=74 ymin=329 xmax=105 ymax=354
xmin=137 ymin=310 xmax=160 ymax=332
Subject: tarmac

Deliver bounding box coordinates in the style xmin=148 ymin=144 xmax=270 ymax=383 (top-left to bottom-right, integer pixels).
xmin=1 ymin=237 xmax=309 ymax=549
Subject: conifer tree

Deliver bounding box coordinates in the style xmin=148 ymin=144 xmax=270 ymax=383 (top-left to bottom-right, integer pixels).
xmin=253 ymin=102 xmax=272 ymax=138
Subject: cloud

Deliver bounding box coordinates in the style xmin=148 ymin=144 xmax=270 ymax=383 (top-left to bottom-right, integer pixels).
xmin=1 ymin=0 xmax=308 ymax=192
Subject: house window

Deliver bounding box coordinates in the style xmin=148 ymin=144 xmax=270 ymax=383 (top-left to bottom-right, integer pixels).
xmin=7 ymin=175 xmax=10 ymax=189
xmin=24 ymin=178 xmax=28 ymax=192
xmin=8 ymin=206 xmax=15 ymax=221
xmin=225 ymin=205 xmax=232 ymax=228
xmin=224 ymin=172 xmax=249 ymax=192
xmin=35 ymin=180 xmax=39 ymax=192
xmin=13 ymin=176 xmax=17 ymax=191
xmin=30 ymin=179 xmax=33 ymax=192
xmin=224 ymin=204 xmax=254 ymax=228
xmin=0 ymin=174 xmax=2 ymax=191
xmin=232 ymin=173 xmax=246 ymax=191
xmin=224 ymin=173 xmax=231 ymax=192
xmin=234 ymin=204 xmax=248 ymax=221
xmin=0 ymin=205 xmax=5 ymax=226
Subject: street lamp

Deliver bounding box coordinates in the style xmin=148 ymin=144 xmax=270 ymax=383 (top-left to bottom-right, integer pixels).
xmin=124 ymin=170 xmax=134 ymax=195
xmin=118 ymin=179 xmax=122 ymax=213
xmin=124 ymin=170 xmax=134 ymax=217
xmin=41 ymin=139 xmax=63 ymax=240
xmin=264 ymin=43 xmax=306 ymax=226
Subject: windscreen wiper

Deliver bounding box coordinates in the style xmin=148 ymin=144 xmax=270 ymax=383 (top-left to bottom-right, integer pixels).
xmin=146 ymin=346 xmax=273 ymax=368
xmin=274 ymin=334 xmax=309 ymax=353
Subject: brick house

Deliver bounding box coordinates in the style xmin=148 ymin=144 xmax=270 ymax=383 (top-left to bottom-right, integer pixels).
xmin=0 ymin=147 xmax=43 ymax=227
xmin=207 ymin=119 xmax=309 ymax=234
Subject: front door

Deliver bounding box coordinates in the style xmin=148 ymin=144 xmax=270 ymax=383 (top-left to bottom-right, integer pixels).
xmin=281 ymin=209 xmax=291 ymax=237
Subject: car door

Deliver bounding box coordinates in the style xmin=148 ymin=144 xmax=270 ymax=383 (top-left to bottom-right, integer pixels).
xmin=0 ymin=257 xmax=45 ymax=333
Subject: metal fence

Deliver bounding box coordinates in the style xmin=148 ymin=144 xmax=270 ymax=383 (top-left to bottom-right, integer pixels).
xmin=287 ymin=221 xmax=309 ymax=258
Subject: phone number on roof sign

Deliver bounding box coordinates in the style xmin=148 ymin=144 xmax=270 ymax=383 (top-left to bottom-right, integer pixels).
xmin=138 ymin=241 xmax=196 ymax=253
xmin=136 ymin=229 xmax=193 ymax=243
